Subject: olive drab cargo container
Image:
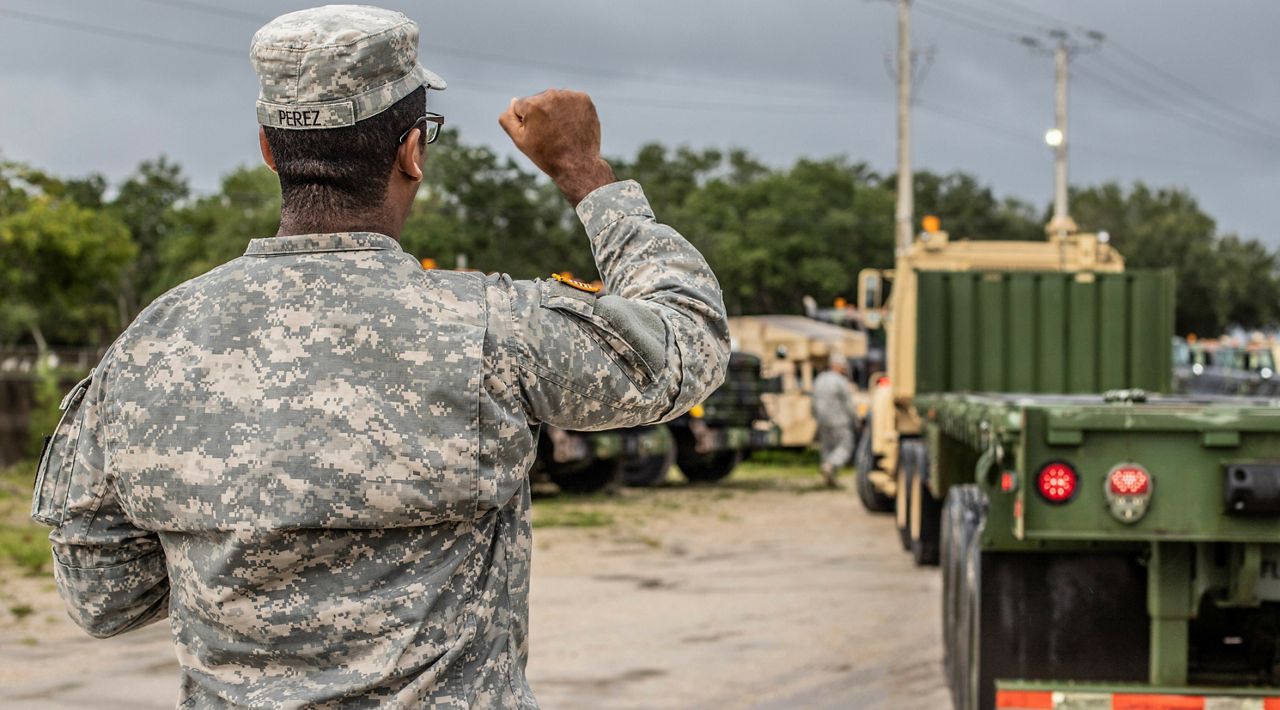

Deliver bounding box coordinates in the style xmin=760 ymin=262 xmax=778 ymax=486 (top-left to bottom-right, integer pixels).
xmin=914 ymin=270 xmax=1174 ymax=395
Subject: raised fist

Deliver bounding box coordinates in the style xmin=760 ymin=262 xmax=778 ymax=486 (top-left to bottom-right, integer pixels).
xmin=499 ymin=89 xmax=617 ymax=205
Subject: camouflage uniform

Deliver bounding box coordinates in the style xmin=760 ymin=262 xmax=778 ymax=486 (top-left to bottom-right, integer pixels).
xmin=31 ymin=6 xmax=728 ymax=709
xmin=812 ymin=367 xmax=857 ymax=482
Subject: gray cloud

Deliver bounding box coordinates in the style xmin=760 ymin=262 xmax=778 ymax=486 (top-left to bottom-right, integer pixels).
xmin=1 ymin=0 xmax=1277 ymax=242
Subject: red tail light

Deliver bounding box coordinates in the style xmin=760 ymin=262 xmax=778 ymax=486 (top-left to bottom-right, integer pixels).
xmin=1106 ymin=463 xmax=1153 ymax=523
xmin=1108 ymin=466 xmax=1150 ymax=495
xmin=1036 ymin=462 xmax=1077 ymax=504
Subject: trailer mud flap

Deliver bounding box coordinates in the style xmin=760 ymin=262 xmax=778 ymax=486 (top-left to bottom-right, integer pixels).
xmin=978 ymin=552 xmax=1148 ymax=710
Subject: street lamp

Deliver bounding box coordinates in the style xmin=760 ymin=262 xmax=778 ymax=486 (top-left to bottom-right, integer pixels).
xmin=1044 ymin=127 xmax=1064 ymax=148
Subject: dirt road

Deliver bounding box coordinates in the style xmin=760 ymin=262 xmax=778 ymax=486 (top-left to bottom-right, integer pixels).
xmin=0 ymin=465 xmax=948 ymax=709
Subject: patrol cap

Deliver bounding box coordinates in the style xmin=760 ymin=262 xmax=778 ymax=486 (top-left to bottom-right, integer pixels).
xmin=250 ymin=5 xmax=447 ymax=130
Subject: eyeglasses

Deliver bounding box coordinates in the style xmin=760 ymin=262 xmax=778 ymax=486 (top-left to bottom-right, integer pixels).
xmin=399 ymin=112 xmax=445 ymax=145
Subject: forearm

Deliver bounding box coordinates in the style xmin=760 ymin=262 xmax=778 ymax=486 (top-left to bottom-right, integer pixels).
xmin=578 ymin=181 xmax=730 ymax=417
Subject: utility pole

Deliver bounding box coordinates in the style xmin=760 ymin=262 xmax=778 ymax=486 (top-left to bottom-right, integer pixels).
xmin=894 ymin=0 xmax=913 ymax=257
xmin=1051 ymin=31 xmax=1069 ymax=237
xmin=1023 ymin=29 xmax=1102 ymax=240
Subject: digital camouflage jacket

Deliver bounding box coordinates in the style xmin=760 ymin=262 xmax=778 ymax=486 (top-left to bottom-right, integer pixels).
xmin=31 ymin=180 xmax=729 ymax=709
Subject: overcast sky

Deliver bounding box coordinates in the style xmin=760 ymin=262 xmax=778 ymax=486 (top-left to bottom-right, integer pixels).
xmin=2 ymin=0 xmax=1278 ymax=244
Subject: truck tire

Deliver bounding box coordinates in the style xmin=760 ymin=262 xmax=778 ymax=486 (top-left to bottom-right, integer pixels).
xmin=894 ymin=442 xmax=914 ymax=550
xmin=941 ymin=484 xmax=987 ymax=710
xmin=677 ymin=449 xmax=740 ymax=483
xmin=621 ymin=447 xmax=675 ymax=487
xmin=854 ymin=420 xmax=893 ymax=513
xmin=906 ymin=440 xmax=941 ymax=566
xmin=547 ymin=458 xmax=621 ymax=494
xmin=943 ymin=485 xmax=1148 ymax=710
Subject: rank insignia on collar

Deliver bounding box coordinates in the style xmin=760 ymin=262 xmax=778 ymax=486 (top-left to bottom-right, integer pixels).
xmin=551 ymin=273 xmax=602 ymax=294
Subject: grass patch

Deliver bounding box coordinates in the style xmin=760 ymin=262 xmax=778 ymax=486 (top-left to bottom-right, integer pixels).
xmin=745 ymin=448 xmax=820 ymax=466
xmin=9 ymin=603 xmax=34 ymax=621
xmin=0 ymin=524 xmax=49 ymax=575
xmin=532 ymin=501 xmax=616 ymax=529
xmin=0 ymin=459 xmax=50 ymax=575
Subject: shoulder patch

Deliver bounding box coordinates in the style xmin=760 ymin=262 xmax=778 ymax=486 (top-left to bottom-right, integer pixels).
xmin=551 ymin=272 xmax=602 ymax=294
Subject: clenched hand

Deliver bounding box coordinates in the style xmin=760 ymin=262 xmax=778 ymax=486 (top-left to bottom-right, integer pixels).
xmin=499 ymin=89 xmax=617 ymax=206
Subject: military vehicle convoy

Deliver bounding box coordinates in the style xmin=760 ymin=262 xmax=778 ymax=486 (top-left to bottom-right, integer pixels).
xmin=855 ymin=220 xmax=1280 ymax=708
xmin=534 ymin=352 xmax=779 ymax=492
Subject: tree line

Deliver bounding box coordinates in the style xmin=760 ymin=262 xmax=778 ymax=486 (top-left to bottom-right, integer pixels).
xmin=2 ymin=131 xmax=1276 ymax=348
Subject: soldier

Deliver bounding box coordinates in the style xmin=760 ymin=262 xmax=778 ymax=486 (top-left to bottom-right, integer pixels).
xmin=30 ymin=5 xmax=728 ymax=708
xmin=812 ymin=354 xmax=858 ymax=487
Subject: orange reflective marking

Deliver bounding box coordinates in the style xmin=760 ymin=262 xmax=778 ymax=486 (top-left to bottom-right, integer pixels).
xmin=1112 ymin=695 xmax=1204 ymax=710
xmin=995 ymin=690 xmax=1053 ymax=709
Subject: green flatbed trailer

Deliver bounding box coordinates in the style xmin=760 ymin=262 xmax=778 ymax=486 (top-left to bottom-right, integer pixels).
xmin=918 ymin=391 xmax=1280 ymax=709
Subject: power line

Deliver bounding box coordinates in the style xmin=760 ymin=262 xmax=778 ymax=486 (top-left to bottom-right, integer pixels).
xmin=1090 ymin=54 xmax=1280 ymax=147
xmin=0 ymin=6 xmax=876 ymax=116
xmin=131 ymin=0 xmax=853 ymax=105
xmin=926 ymin=0 xmax=1042 ymax=37
xmin=0 ymin=7 xmax=242 ymax=59
xmin=946 ymin=0 xmax=1280 ymax=141
xmin=981 ymin=0 xmax=1074 ymax=32
xmin=911 ymin=2 xmax=1022 ymax=43
xmin=1 ymin=0 xmax=1257 ymax=173
xmin=1072 ymin=65 xmax=1280 ymax=153
xmin=1108 ymin=42 xmax=1280 ymax=136
xmin=132 ymin=0 xmax=267 ymax=23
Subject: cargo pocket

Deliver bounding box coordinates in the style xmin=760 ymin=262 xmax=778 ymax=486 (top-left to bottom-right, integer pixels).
xmin=539 ymin=280 xmax=656 ymax=391
xmin=31 ymin=371 xmax=94 ymax=526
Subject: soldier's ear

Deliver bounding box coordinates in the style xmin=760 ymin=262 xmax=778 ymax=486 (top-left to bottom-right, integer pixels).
xmin=259 ymin=127 xmax=278 ymax=174
xmin=395 ymin=129 xmax=425 ymax=183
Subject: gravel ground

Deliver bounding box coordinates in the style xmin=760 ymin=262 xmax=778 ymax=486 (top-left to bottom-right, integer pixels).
xmin=0 ymin=463 xmax=948 ymax=709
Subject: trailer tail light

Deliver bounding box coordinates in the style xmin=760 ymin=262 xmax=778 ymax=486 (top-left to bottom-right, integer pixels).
xmin=1106 ymin=463 xmax=1153 ymax=523
xmin=1036 ymin=462 xmax=1077 ymax=504
xmin=1109 ymin=466 xmax=1150 ymax=495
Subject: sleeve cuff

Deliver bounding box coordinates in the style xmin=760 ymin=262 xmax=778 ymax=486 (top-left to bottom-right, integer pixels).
xmin=575 ymin=180 xmax=654 ymax=239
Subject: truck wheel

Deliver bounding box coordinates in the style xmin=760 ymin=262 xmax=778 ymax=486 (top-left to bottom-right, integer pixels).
xmin=547 ymin=459 xmax=621 ymax=494
xmin=941 ymin=485 xmax=987 ymax=710
xmin=894 ymin=443 xmax=914 ymax=550
xmin=677 ymin=449 xmax=740 ymax=483
xmin=854 ymin=421 xmax=893 ymax=513
xmin=907 ymin=441 xmax=941 ymax=566
xmin=620 ymin=448 xmax=675 ymax=487
xmin=944 ymin=485 xmax=1148 ymax=710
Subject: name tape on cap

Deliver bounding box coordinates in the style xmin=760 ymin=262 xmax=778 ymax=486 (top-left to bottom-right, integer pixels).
xmin=257 ymin=100 xmax=356 ymax=130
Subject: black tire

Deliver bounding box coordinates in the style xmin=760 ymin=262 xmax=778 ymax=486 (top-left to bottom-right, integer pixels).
xmin=547 ymin=458 xmax=621 ymax=494
xmin=677 ymin=449 xmax=740 ymax=483
xmin=907 ymin=441 xmax=941 ymax=567
xmin=941 ymin=485 xmax=987 ymax=710
xmin=620 ymin=446 xmax=675 ymax=487
xmin=854 ymin=420 xmax=894 ymax=513
xmin=894 ymin=441 xmax=915 ymax=551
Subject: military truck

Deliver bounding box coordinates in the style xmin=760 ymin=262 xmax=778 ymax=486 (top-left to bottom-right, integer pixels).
xmin=536 ymin=352 xmax=780 ymax=492
xmin=663 ymin=351 xmax=780 ymax=483
xmin=856 ymin=221 xmax=1280 ymax=708
xmin=729 ymin=315 xmax=868 ymax=449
